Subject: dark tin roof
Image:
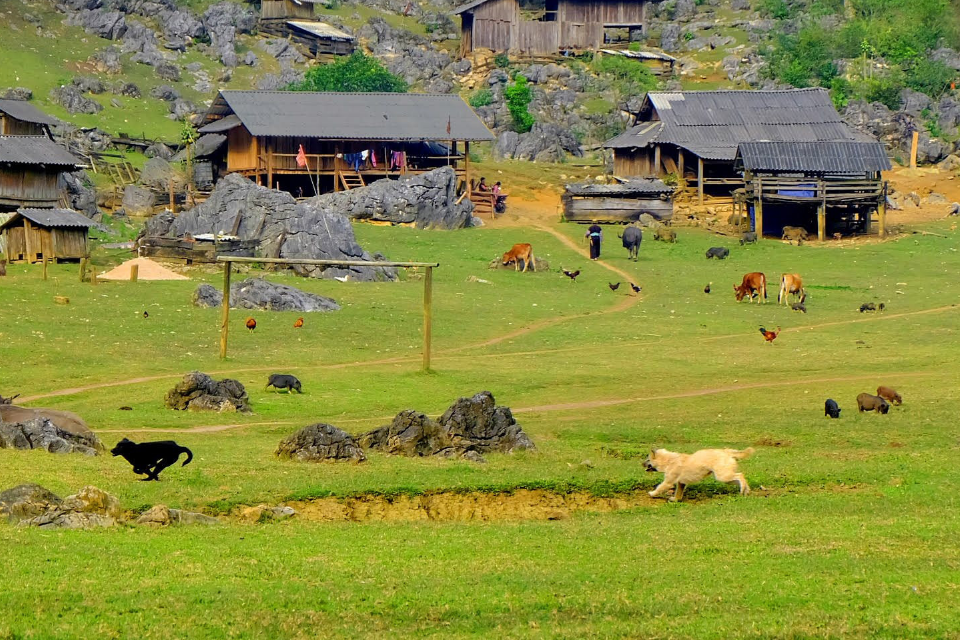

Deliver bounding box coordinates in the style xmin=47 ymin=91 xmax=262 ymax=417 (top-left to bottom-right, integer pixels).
xmin=565 ymin=179 xmax=673 ymax=196
xmin=452 ymin=0 xmax=492 ymax=14
xmin=605 ymin=89 xmax=872 ymax=159
xmin=0 ymin=136 xmax=83 ymax=166
xmin=736 ymin=141 xmax=892 ymax=174
xmin=0 ymin=208 xmax=94 ymax=230
xmin=0 ymin=99 xmax=58 ymax=126
xmin=605 ymin=122 xmax=663 ymax=149
xmin=199 ymin=91 xmax=494 ymax=141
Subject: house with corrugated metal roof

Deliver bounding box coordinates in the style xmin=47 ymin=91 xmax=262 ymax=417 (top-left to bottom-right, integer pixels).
xmin=0 ymin=99 xmax=58 ymax=137
xmin=454 ymin=0 xmax=660 ymax=57
xmin=198 ymin=90 xmax=494 ymax=197
xmin=604 ymin=88 xmax=891 ymax=239
xmin=0 ymin=208 xmax=94 ymax=263
xmin=0 ymin=136 xmax=83 ymax=212
xmin=258 ymin=0 xmax=355 ymax=59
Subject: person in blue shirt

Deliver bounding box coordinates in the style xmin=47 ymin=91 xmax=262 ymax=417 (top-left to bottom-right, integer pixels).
xmin=585 ymin=224 xmax=602 ymax=260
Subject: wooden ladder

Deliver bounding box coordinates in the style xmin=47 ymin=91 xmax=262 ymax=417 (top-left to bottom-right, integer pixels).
xmin=339 ymin=171 xmax=365 ymax=190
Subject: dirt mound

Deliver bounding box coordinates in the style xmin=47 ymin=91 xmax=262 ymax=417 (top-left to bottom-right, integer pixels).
xmin=99 ymin=257 xmax=188 ymax=281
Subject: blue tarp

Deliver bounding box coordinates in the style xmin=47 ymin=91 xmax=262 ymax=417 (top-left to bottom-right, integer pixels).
xmin=777 ymin=183 xmax=816 ymax=198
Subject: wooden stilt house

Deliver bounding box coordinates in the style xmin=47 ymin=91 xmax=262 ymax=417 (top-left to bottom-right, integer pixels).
xmin=0 ymin=208 xmax=94 ymax=263
xmin=0 ymin=99 xmax=58 ymax=137
xmin=0 ymin=136 xmax=83 ymax=211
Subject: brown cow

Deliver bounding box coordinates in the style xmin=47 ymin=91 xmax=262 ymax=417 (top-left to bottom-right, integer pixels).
xmin=876 ymin=386 xmax=902 ymax=405
xmin=782 ymin=226 xmax=809 ymax=244
xmin=778 ymin=273 xmax=805 ymax=305
xmin=501 ymin=243 xmax=536 ymax=272
xmin=734 ymin=272 xmax=767 ymax=303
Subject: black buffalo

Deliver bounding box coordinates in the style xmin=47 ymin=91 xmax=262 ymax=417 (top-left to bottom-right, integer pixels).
xmin=619 ymin=226 xmax=642 ymax=261
xmin=705 ymin=247 xmax=730 ymax=260
xmin=824 ymin=399 xmax=841 ymax=419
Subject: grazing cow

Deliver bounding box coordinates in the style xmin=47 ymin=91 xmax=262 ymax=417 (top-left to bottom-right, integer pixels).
xmin=740 ymin=231 xmax=758 ymax=245
xmin=619 ymin=225 xmax=642 ymax=261
xmin=782 ymin=226 xmax=809 ymax=244
xmin=266 ymin=374 xmax=302 ymax=394
xmin=654 ymin=227 xmax=677 ymax=243
xmin=705 ymin=247 xmax=730 ymax=260
xmin=734 ymin=272 xmax=767 ymax=303
xmin=876 ymin=386 xmax=902 ymax=405
xmin=778 ymin=273 xmax=805 ymax=305
xmin=501 ymin=243 xmax=536 ymax=272
xmin=824 ymin=399 xmax=841 ymax=418
xmin=857 ymin=393 xmax=890 ymax=414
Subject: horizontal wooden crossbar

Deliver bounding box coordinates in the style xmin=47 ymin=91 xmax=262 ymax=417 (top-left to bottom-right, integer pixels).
xmin=216 ymin=257 xmax=439 ymax=268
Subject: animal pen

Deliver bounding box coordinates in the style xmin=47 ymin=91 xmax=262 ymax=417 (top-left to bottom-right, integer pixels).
xmin=216 ymin=257 xmax=440 ymax=371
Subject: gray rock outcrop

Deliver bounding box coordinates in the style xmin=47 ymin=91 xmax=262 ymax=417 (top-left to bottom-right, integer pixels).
xmin=276 ymin=423 xmax=367 ymax=463
xmin=0 ymin=484 xmax=63 ymax=521
xmin=313 ymin=166 xmax=475 ymax=229
xmin=164 ymin=371 xmax=251 ymax=413
xmin=2 ymin=87 xmax=33 ymax=101
xmin=0 ymin=406 xmax=104 ymax=455
xmin=495 ymin=123 xmax=582 ymax=162
xmin=358 ymin=391 xmax=536 ymax=463
xmin=136 ymin=504 xmax=219 ymax=526
xmin=9 ymin=486 xmax=121 ymax=529
xmin=49 ymin=85 xmax=103 ymax=114
xmin=142 ymin=174 xmax=398 ymax=281
xmin=192 ymin=278 xmax=340 ymax=313
xmin=122 ymin=185 xmax=156 ymax=216
xmin=59 ymin=171 xmax=99 ymax=218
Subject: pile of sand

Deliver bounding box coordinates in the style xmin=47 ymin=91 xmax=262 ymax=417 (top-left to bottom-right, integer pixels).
xmin=98 ymin=257 xmax=189 ymax=281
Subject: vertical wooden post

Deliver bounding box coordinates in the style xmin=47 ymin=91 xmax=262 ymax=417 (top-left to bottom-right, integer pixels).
xmin=266 ymin=139 xmax=273 ymax=192
xmin=334 ymin=142 xmax=341 ymax=192
xmin=91 ymin=265 xmax=98 ymax=286
xmin=130 ymin=263 xmax=139 ymax=282
xmin=818 ymin=179 xmax=826 ymax=241
xmin=653 ymin=145 xmax=661 ymax=176
xmin=879 ymin=181 xmax=887 ymax=238
xmin=697 ymin=158 xmax=704 ymax=205
xmin=910 ymin=131 xmax=919 ymax=168
xmin=464 ymin=141 xmax=471 ymax=195
xmin=219 ymin=261 xmax=232 ymax=359
xmin=755 ymin=177 xmax=763 ymax=238
xmin=169 ymin=179 xmax=176 ymax=214
xmin=677 ymin=149 xmax=684 ymax=182
xmin=79 ymin=257 xmax=87 ymax=282
xmin=422 ymin=266 xmax=433 ymax=373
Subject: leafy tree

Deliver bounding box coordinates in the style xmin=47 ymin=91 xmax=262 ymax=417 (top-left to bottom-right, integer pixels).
xmin=504 ymin=75 xmax=534 ymax=134
xmin=288 ymin=52 xmax=408 ymax=93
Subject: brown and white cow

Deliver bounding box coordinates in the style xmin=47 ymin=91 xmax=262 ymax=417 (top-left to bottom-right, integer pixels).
xmin=501 ymin=243 xmax=536 ymax=272
xmin=778 ymin=273 xmax=805 ymax=305
xmin=734 ymin=272 xmax=767 ymax=303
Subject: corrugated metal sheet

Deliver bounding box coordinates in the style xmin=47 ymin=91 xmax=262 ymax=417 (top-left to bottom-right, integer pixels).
xmin=198 ymin=113 xmax=242 ymax=134
xmin=286 ymin=20 xmax=355 ymax=41
xmin=0 ymin=99 xmax=58 ymax=126
xmin=599 ymin=49 xmax=677 ymax=62
xmin=0 ymin=136 xmax=83 ymax=166
xmin=606 ymin=89 xmax=873 ymax=160
xmin=0 ymin=208 xmax=94 ymax=229
xmin=453 ymin=0 xmax=494 ymax=14
xmin=565 ymin=179 xmax=673 ymax=196
xmin=604 ymin=122 xmax=662 ymax=149
xmin=201 ymin=91 xmax=494 ymax=141
xmin=736 ymin=141 xmax=891 ymax=173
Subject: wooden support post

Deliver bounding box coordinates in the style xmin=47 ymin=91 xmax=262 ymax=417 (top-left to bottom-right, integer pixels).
xmin=818 ymin=180 xmax=826 ymax=241
xmin=422 ymin=265 xmax=433 ymax=373
xmin=219 ymin=261 xmax=232 ymax=359
xmin=879 ymin=181 xmax=887 ymax=238
xmin=79 ymin=257 xmax=87 ymax=282
xmin=677 ymin=149 xmax=684 ymax=183
xmin=697 ymin=158 xmax=704 ymax=205
xmin=266 ymin=140 xmax=273 ymax=192
xmin=130 ymin=263 xmax=139 ymax=282
xmin=91 ymin=265 xmax=97 ymax=286
xmin=910 ymin=131 xmax=919 ymax=169
xmin=755 ymin=177 xmax=763 ymax=238
xmin=169 ymin=179 xmax=176 ymax=214
xmin=41 ymin=256 xmax=48 ymax=281
xmin=654 ymin=145 xmax=661 ymax=176
xmin=464 ymin=141 xmax=471 ymax=194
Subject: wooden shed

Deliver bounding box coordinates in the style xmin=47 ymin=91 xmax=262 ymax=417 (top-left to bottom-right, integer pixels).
xmin=562 ymin=179 xmax=673 ymax=223
xmin=454 ymin=0 xmax=658 ymax=56
xmin=0 ymin=135 xmax=83 ymax=211
xmin=0 ymin=208 xmax=94 ymax=263
xmin=0 ymin=99 xmax=58 ymax=137
xmin=259 ymin=0 xmax=356 ymax=59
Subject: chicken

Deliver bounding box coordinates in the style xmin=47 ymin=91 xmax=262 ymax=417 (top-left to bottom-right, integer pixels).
xmin=142 ymin=311 xmax=149 ymax=318
xmin=704 ymin=283 xmax=711 ymax=294
xmin=629 ymin=283 xmax=642 ymax=294
xmin=791 ymin=302 xmax=806 ymax=313
xmin=608 ymin=282 xmax=620 ymax=292
xmin=562 ymin=269 xmax=580 ymax=282
xmin=246 ymin=317 xmax=257 ymax=331
xmin=759 ymin=326 xmax=781 ymax=343
xmin=294 ymin=317 xmax=304 ymax=328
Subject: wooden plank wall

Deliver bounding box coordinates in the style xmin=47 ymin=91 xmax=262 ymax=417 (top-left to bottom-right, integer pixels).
xmin=613 ymin=150 xmax=654 ymax=177
xmin=261 ymin=0 xmax=312 ymax=20
xmin=1 ymin=116 xmax=45 ymax=136
xmin=0 ymin=168 xmax=60 ymax=206
xmin=52 ymin=229 xmax=87 ymax=260
xmin=226 ymin=126 xmax=258 ymax=172
xmin=517 ymin=22 xmax=559 ymax=54
xmin=559 ymin=0 xmax=645 ymax=25
xmin=559 ymin=22 xmax=602 ymax=48
xmin=563 ymin=195 xmax=673 ymax=222
xmin=471 ymin=0 xmax=518 ymax=51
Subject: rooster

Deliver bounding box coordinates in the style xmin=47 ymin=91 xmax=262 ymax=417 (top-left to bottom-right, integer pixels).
xmin=562 ymin=269 xmax=580 ymax=282
xmin=629 ymin=283 xmax=642 ymax=294
xmin=759 ymin=326 xmax=781 ymax=344
xmin=294 ymin=317 xmax=304 ymax=328
xmin=245 ymin=317 xmax=257 ymax=331
xmin=704 ymin=283 xmax=711 ymax=294
xmin=608 ymin=282 xmax=620 ymax=292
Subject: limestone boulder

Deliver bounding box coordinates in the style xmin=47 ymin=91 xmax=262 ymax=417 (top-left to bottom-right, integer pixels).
xmin=192 ymin=278 xmax=340 ymax=313
xmin=164 ymin=371 xmax=251 ymax=413
xmin=7 ymin=485 xmax=121 ymax=529
xmin=0 ymin=484 xmax=63 ymax=521
xmin=122 ymin=185 xmax=156 ymax=216
xmin=136 ymin=504 xmax=219 ymax=526
xmin=276 ymin=423 xmax=367 ymax=463
xmin=0 ymin=405 xmax=104 ymax=455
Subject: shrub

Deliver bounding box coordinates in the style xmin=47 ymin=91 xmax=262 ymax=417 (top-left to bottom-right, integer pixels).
xmin=504 ymin=75 xmax=534 ymax=134
xmin=287 ymin=52 xmax=408 ymax=93
xmin=469 ymin=88 xmax=493 ymax=108
xmin=905 ymin=58 xmax=955 ymax=100
xmin=494 ymin=53 xmax=511 ymax=68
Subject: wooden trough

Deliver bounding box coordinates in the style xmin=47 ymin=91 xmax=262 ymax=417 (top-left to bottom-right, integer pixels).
xmin=138 ymin=235 xmax=259 ymax=264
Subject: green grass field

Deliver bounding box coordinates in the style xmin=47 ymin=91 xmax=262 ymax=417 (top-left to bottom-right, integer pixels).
xmin=2 ymin=217 xmax=960 ymax=638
